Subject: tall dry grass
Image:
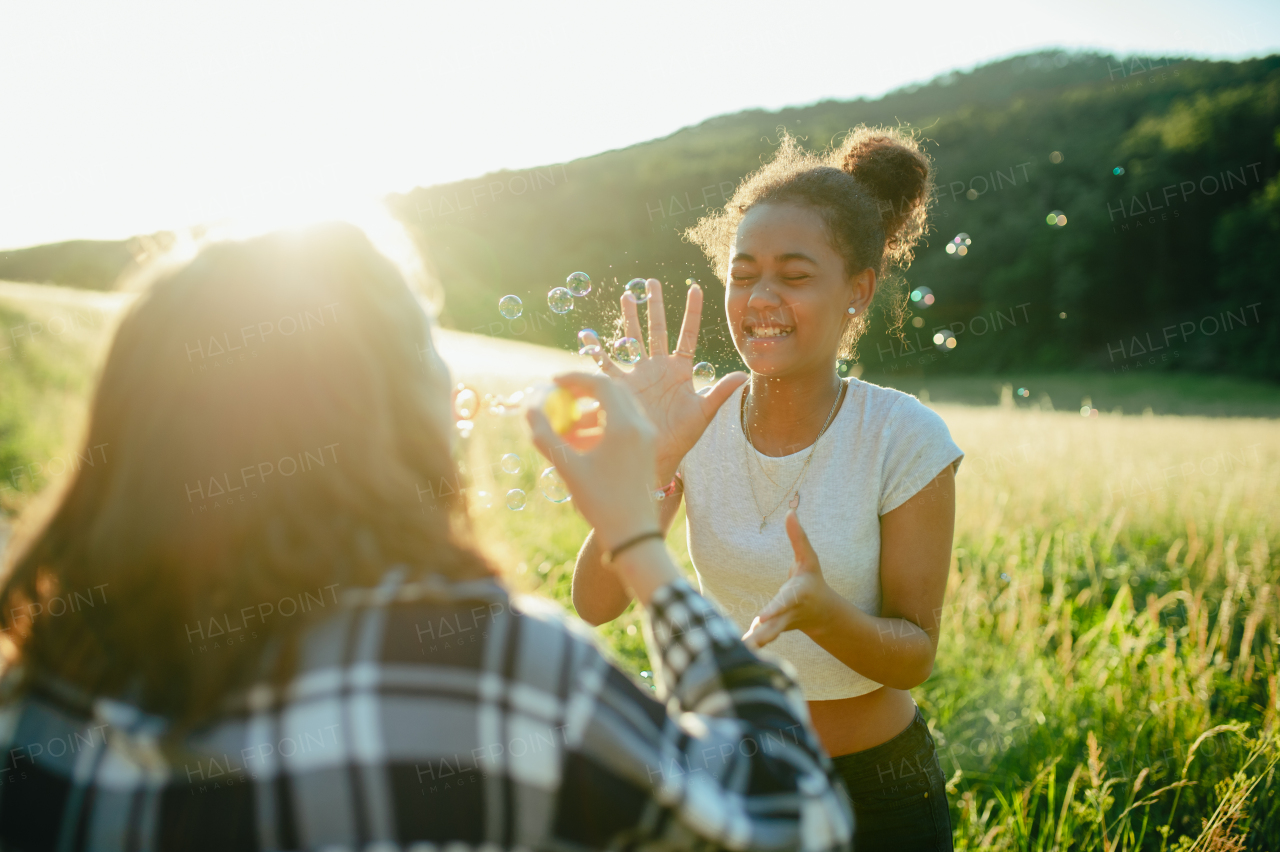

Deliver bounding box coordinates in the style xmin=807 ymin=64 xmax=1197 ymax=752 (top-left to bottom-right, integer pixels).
xmin=467 ymin=398 xmax=1280 ymax=850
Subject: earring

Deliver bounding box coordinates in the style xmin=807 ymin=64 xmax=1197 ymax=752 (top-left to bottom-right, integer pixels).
xmin=847 ymin=306 xmax=858 ymax=315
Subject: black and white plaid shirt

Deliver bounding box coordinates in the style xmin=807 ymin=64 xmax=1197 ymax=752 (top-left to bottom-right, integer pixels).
xmin=0 ymin=571 xmax=852 ymax=851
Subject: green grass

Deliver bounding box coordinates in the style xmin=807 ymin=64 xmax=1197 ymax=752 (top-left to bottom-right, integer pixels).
xmin=465 ymin=401 xmax=1280 ymax=851
xmin=863 ymin=371 xmax=1280 ymax=419
xmin=0 ymin=299 xmax=104 ymax=516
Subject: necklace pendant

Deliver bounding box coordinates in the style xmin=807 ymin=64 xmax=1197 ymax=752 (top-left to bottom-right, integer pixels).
xmin=789 ymin=492 xmax=800 ymax=510
xmin=759 ymin=518 xmax=767 ymax=533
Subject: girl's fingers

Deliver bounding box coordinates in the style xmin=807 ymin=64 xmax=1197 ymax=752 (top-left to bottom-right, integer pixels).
xmin=645 ymin=278 xmax=668 ymax=357
xmin=594 ymin=349 xmax=627 ymax=378
xmin=700 ymin=371 xmax=749 ymax=415
xmin=785 ymin=509 xmax=820 ymax=572
xmin=621 ymin=293 xmax=646 ymax=356
xmin=743 ymin=613 xmax=788 ymax=649
xmin=526 ymin=405 xmax=580 ymax=478
xmin=674 ymin=282 xmax=704 ymax=357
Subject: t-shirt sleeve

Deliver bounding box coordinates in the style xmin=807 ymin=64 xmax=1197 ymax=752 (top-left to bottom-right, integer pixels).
xmin=879 ymin=396 xmax=964 ymax=516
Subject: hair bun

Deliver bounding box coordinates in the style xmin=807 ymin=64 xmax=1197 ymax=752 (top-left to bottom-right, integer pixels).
xmin=839 ymin=129 xmax=932 ymax=265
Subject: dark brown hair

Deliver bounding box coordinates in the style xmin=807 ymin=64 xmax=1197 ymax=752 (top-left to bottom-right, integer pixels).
xmin=0 ymin=222 xmax=491 ymax=722
xmin=686 ymin=126 xmax=934 ymax=358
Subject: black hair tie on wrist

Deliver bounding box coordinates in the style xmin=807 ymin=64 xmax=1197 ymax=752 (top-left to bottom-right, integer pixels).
xmin=601 ymin=530 xmax=664 ymax=566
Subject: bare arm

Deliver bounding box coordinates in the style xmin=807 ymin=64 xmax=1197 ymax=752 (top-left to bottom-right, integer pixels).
xmin=573 ymin=468 xmax=685 ymax=625
xmin=744 ymin=466 xmax=956 ymax=690
xmin=806 ymin=466 xmax=956 ymax=688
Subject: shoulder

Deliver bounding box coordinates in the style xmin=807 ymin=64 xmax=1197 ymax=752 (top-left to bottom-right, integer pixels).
xmin=849 ymin=379 xmax=950 ymax=435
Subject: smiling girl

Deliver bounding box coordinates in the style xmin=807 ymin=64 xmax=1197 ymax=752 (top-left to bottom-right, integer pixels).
xmin=573 ymin=128 xmax=963 ymax=850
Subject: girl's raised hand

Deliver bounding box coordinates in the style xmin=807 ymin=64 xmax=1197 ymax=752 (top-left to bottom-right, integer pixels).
xmin=590 ymin=279 xmax=747 ymax=473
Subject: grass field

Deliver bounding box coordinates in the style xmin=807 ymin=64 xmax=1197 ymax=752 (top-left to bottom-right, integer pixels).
xmin=2 ymin=283 xmax=1279 ymax=849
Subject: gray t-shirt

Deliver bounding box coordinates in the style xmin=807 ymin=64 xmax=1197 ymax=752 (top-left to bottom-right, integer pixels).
xmin=679 ymin=378 xmax=963 ymax=700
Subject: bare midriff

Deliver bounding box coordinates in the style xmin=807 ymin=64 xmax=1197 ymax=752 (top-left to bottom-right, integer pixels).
xmin=808 ymin=684 xmax=917 ymax=757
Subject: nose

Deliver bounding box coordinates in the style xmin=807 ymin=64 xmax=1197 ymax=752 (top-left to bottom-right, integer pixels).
xmin=746 ymin=283 xmax=781 ymax=310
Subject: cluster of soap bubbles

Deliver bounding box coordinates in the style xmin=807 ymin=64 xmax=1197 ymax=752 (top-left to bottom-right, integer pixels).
xmin=933 ymin=330 xmax=957 ymax=351
xmin=910 ymin=286 xmax=935 ymax=307
xmin=1113 ymin=166 xmax=1125 ymax=176
xmin=504 ymin=466 xmax=572 ymax=512
xmin=1017 ymin=387 xmax=1030 ymax=398
xmin=498 ymin=270 xmax=594 ymax=321
xmin=1046 ymin=210 xmax=1068 ymax=227
xmin=498 ymin=272 xmax=681 ymax=368
xmin=1080 ymin=405 xmax=1099 ymax=418
xmin=945 ymin=233 xmax=971 ymax=257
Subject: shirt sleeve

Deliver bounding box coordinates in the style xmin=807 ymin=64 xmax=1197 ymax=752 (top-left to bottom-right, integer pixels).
xmin=879 ymin=396 xmax=964 ymax=516
xmin=557 ymin=579 xmax=853 ymax=852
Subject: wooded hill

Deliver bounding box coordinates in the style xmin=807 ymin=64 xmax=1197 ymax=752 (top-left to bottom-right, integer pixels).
xmin=4 ymin=50 xmax=1277 ymax=379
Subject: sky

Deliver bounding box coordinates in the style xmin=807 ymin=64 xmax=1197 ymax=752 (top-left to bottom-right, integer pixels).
xmin=1 ymin=0 xmax=1278 ymax=250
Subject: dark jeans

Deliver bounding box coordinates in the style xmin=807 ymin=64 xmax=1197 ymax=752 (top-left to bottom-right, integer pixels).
xmin=830 ymin=706 xmax=953 ymax=852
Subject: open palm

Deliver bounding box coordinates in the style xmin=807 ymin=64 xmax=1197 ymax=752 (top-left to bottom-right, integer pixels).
xmin=591 ymin=279 xmax=747 ymax=473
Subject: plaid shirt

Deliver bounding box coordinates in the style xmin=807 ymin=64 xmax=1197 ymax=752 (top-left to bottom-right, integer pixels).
xmin=0 ymin=571 xmax=852 ymax=851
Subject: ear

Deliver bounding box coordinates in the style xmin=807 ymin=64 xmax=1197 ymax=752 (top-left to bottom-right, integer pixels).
xmin=847 ymin=267 xmax=877 ymax=313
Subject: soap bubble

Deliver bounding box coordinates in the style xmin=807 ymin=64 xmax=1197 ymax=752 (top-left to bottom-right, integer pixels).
xmin=692 ymin=361 xmax=715 ymax=389
xmin=1113 ymin=166 xmax=1125 ymax=176
xmin=1000 ymin=572 xmax=1011 ymax=582
xmin=453 ymin=386 xmax=479 ymax=420
xmin=499 ymin=295 xmax=522 ymax=319
xmin=456 ymin=421 xmax=473 ymax=438
xmin=612 ymin=337 xmax=643 ymax=364
xmin=625 ymin=278 xmax=650 ymax=304
xmin=577 ymin=328 xmax=602 ymax=357
xmin=1017 ymin=387 xmax=1030 ymax=398
xmin=540 ymin=467 xmax=571 ymax=503
xmin=912 ymin=316 xmax=925 ymax=328
xmin=945 ymin=233 xmax=971 ymax=257
xmin=1046 ymin=210 xmax=1068 ymax=227
xmin=1049 ymin=151 xmax=1064 ymax=164
xmin=506 ymin=489 xmax=527 ymax=511
xmin=501 ymin=453 xmax=522 ymax=475
xmin=686 ymin=278 xmax=698 ymax=287
xmin=547 ymin=287 xmax=574 ymax=314
xmin=566 ymin=271 xmax=592 ymax=297
xmin=933 ymin=330 xmax=957 ymax=350
xmin=910 ymin=286 xmax=935 ymax=307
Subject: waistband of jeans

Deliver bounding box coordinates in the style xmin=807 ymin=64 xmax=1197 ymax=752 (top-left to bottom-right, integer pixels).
xmin=829 ymin=705 xmax=931 ymax=768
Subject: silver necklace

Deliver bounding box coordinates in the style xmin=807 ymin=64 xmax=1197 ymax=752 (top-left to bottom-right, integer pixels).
xmin=740 ymin=380 xmax=846 ymax=533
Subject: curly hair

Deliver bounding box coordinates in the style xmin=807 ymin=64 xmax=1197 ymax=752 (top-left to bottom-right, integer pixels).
xmin=686 ymin=126 xmax=934 ymax=359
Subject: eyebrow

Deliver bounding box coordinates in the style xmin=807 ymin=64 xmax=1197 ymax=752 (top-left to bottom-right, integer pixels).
xmin=729 ymin=252 xmax=819 ymax=264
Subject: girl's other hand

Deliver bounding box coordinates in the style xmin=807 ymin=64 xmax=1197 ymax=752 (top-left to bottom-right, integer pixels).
xmin=743 ymin=510 xmax=837 ymax=649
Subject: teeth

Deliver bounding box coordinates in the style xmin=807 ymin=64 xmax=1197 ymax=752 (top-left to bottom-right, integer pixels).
xmin=749 ymin=326 xmax=793 ymax=338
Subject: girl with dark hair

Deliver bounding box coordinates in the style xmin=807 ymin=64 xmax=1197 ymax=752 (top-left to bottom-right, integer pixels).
xmin=574 ymin=127 xmax=963 ymax=851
